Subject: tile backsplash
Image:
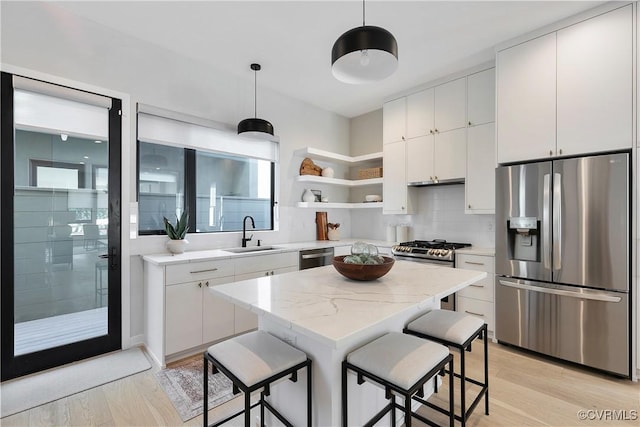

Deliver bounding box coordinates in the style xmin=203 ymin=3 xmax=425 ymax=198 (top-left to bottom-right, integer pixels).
xmin=351 ymin=184 xmax=495 ymax=247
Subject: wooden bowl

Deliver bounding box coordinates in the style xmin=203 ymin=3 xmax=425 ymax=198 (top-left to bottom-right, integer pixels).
xmin=332 ymin=256 xmax=395 ymax=281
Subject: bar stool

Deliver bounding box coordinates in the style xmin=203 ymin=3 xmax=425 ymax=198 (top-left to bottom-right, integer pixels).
xmin=342 ymin=332 xmax=454 ymax=427
xmin=404 ymin=310 xmax=489 ymax=427
xmin=203 ymin=330 xmax=312 ymax=427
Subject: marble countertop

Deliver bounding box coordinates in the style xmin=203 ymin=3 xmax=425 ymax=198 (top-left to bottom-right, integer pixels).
xmin=210 ymin=260 xmax=487 ymax=349
xmin=142 ymin=238 xmax=395 ymax=266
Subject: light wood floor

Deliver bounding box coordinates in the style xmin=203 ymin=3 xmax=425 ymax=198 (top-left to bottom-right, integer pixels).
xmin=2 ymin=343 xmax=638 ymax=426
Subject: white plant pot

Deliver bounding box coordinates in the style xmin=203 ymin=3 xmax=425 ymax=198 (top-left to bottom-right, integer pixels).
xmin=166 ymin=239 xmax=188 ymax=254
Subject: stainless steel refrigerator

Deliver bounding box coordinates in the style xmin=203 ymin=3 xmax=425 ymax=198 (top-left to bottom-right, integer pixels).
xmin=495 ymin=152 xmax=630 ymax=377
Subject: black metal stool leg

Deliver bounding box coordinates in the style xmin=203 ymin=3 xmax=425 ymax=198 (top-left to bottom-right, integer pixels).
xmin=203 ymin=356 xmax=208 ymax=427
xmin=404 ymin=392 xmax=412 ymax=427
xmin=460 ymin=346 xmax=466 ymax=427
xmin=342 ymin=361 xmax=348 ymax=427
xmin=448 ymin=358 xmax=454 ymax=427
xmin=244 ymin=390 xmax=251 ymax=427
xmin=307 ymin=361 xmax=312 ymax=427
xmin=484 ymin=326 xmax=489 ymax=415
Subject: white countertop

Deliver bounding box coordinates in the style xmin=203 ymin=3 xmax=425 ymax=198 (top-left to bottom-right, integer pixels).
xmin=142 ymin=238 xmax=395 ymax=266
xmin=210 ymin=260 xmax=487 ymax=349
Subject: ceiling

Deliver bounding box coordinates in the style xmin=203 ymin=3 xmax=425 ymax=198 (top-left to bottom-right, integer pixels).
xmin=55 ymin=1 xmax=603 ymax=118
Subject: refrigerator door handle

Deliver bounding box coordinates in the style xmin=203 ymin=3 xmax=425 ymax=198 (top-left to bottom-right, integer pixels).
xmin=498 ymin=280 xmax=622 ymax=302
xmin=542 ymin=173 xmax=551 ymax=269
xmin=553 ymin=173 xmax=562 ymax=270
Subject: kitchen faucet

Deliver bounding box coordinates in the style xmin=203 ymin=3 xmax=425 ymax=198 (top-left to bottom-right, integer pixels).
xmin=242 ymin=215 xmax=255 ymax=247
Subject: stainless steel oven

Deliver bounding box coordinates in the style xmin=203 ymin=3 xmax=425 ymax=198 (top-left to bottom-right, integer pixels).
xmin=392 ymin=240 xmax=471 ymax=311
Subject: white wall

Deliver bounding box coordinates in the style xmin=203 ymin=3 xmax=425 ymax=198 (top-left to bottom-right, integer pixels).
xmin=1 ymin=1 xmax=352 ymax=344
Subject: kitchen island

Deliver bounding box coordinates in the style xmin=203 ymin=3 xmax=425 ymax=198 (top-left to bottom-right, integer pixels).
xmin=210 ymin=260 xmax=487 ymax=426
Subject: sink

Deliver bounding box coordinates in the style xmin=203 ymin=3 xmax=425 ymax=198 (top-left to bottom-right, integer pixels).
xmin=223 ymin=245 xmax=279 ymax=253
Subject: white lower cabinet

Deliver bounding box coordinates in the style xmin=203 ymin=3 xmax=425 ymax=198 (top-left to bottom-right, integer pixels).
xmin=456 ymin=253 xmax=495 ymax=334
xmin=144 ymin=251 xmax=298 ymax=366
xmin=165 ymin=281 xmax=205 ymax=355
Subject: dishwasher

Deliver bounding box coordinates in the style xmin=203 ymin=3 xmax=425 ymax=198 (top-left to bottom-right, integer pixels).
xmin=299 ymin=247 xmax=334 ymax=270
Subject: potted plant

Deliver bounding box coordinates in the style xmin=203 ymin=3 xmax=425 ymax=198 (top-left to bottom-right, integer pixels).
xmin=163 ymin=210 xmax=189 ymax=254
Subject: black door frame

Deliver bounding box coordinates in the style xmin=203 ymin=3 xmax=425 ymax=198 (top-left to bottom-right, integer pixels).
xmin=0 ymin=72 xmax=122 ymax=381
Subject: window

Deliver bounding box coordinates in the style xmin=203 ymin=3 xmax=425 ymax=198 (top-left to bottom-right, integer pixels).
xmin=137 ymin=109 xmax=277 ymax=235
xmin=138 ymin=142 xmax=185 ymax=233
xmin=195 ymin=151 xmax=272 ymax=232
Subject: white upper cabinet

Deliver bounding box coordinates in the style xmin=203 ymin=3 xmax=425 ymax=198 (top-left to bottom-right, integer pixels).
xmin=497 ymin=5 xmax=633 ymax=164
xmin=467 ymin=68 xmax=496 ymax=127
xmin=406 ymin=88 xmax=434 ymax=139
xmin=383 ymin=97 xmax=406 ymax=144
xmin=383 ymin=140 xmax=415 ymax=214
xmin=434 ymin=128 xmax=467 ymax=181
xmin=466 ymin=123 xmax=496 ymax=213
xmin=406 ymin=135 xmax=435 ymax=183
xmin=557 ymin=5 xmax=632 ymax=155
xmin=434 ymin=77 xmax=467 ymax=133
xmin=497 ymin=32 xmax=557 ymax=163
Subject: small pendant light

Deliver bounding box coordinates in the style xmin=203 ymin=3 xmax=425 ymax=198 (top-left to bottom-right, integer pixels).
xmin=238 ymin=63 xmax=274 ymax=136
xmin=331 ymin=0 xmax=398 ymax=84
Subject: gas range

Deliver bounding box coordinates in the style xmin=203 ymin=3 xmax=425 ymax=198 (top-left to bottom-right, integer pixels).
xmin=391 ymin=240 xmax=472 ymax=263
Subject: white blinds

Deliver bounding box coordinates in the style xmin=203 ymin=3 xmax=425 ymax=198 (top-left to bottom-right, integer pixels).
xmin=13 ymin=76 xmax=110 ymax=140
xmin=137 ymin=109 xmax=278 ymax=163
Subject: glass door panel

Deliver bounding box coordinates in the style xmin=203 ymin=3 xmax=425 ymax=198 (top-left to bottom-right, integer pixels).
xmin=13 ymin=130 xmax=110 ymax=355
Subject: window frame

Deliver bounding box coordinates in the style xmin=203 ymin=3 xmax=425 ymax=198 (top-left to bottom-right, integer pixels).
xmin=136 ymin=140 xmax=276 ymax=236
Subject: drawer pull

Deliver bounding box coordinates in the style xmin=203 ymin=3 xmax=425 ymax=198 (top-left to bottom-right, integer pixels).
xmin=205 ymin=281 xmax=209 ymax=287
xmin=464 ymin=261 xmax=485 ymax=266
xmin=190 ymin=268 xmax=219 ymax=274
xmin=198 ymin=282 xmax=202 ymax=288
xmin=464 ymin=310 xmax=484 ymax=317
xmin=469 ymin=284 xmax=485 ymax=288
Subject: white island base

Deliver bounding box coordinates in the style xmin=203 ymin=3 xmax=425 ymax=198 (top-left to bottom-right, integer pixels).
xmin=210 ymin=261 xmax=486 ymax=426
xmin=260 ymin=307 xmax=440 ymax=426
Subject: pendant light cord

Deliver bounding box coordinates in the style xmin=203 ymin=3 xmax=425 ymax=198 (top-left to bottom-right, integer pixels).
xmin=254 ymin=68 xmax=257 ymax=118
xmin=362 ymin=0 xmax=365 ymax=26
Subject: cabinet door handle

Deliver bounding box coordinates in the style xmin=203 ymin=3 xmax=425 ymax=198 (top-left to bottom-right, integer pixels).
xmin=549 ymin=150 xmax=553 ymax=156
xmin=468 ymin=121 xmax=472 ymax=126
xmin=205 ymin=281 xmax=209 ymax=287
xmin=470 ymin=284 xmax=485 ymax=288
xmin=198 ymin=282 xmax=202 ymax=288
xmin=559 ymin=148 xmax=563 ymax=155
xmin=430 ymin=129 xmax=434 ymax=134
xmin=465 ymin=310 xmax=484 ymax=317
xmin=190 ymin=268 xmax=218 ymax=274
xmin=464 ymin=261 xmax=485 ymax=266
xmin=434 ymin=128 xmax=439 ymax=133
xmin=264 ymin=272 xmax=270 ymax=276
xmin=402 ymin=135 xmax=405 ymax=140
xmin=468 ymin=204 xmax=472 ymax=209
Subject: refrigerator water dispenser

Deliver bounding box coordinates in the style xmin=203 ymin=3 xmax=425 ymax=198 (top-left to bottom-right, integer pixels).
xmin=507 ymin=217 xmax=539 ymax=262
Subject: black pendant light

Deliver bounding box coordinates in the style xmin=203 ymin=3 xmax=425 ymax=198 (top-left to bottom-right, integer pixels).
xmin=331 ymin=0 xmax=398 ymax=84
xmin=238 ymin=63 xmax=274 ymax=136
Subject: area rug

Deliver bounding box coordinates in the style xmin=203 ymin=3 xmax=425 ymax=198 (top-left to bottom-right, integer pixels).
xmin=0 ymin=347 xmax=151 ymax=418
xmin=156 ymin=357 xmax=235 ymax=422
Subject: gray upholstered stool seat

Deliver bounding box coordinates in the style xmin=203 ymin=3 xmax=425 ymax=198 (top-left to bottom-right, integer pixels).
xmin=347 ymin=332 xmax=449 ymax=389
xmin=206 ymin=330 xmax=307 ymax=387
xmin=404 ymin=309 xmax=489 ymax=427
xmin=342 ymin=332 xmax=454 ymax=427
xmin=406 ymin=309 xmax=485 ymax=345
xmin=204 ymin=331 xmax=311 ymax=427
